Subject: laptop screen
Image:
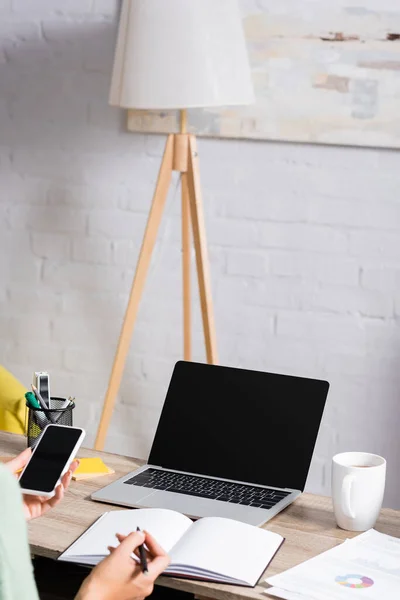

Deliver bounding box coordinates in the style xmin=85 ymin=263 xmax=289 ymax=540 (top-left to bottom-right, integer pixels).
xmin=149 ymin=362 xmax=329 ymax=492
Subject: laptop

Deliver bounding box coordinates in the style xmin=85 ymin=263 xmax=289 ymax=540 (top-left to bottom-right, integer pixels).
xmin=92 ymin=361 xmax=329 ymax=526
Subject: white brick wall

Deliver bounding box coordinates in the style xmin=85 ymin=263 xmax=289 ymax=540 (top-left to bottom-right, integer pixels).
xmin=1 ymin=1 xmax=400 ymax=509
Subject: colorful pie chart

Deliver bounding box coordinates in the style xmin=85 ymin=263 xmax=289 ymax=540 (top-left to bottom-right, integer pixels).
xmin=335 ymin=574 xmax=374 ymax=589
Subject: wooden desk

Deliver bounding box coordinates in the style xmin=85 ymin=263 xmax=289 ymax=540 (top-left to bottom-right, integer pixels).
xmin=1 ymin=432 xmax=399 ymax=600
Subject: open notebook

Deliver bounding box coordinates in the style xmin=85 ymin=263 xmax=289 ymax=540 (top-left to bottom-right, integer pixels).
xmin=59 ymin=508 xmax=283 ymax=586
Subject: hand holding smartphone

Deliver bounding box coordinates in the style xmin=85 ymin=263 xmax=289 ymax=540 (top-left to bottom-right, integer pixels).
xmin=19 ymin=425 xmax=85 ymax=497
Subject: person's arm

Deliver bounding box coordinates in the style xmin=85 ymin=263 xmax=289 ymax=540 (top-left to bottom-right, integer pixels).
xmin=2 ymin=453 xmax=169 ymax=600
xmin=0 ymin=465 xmax=39 ymax=600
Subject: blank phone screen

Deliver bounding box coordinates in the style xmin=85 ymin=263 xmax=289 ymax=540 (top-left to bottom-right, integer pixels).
xmin=19 ymin=426 xmax=82 ymax=493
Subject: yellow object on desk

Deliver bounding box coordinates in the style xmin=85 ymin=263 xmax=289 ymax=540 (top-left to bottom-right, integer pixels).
xmin=0 ymin=366 xmax=27 ymax=435
xmin=72 ymin=457 xmax=114 ymax=480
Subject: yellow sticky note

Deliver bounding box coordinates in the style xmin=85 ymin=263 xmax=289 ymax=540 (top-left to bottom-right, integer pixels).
xmin=72 ymin=457 xmax=114 ymax=480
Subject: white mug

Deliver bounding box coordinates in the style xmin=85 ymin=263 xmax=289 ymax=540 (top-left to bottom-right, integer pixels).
xmin=332 ymin=452 xmax=386 ymax=532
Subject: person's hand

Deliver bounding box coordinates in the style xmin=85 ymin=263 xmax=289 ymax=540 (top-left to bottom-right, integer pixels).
xmin=5 ymin=447 xmax=79 ymax=521
xmin=76 ymin=530 xmax=170 ymax=600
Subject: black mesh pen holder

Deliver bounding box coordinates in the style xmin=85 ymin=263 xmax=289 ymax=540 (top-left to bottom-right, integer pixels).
xmin=26 ymin=397 xmax=75 ymax=448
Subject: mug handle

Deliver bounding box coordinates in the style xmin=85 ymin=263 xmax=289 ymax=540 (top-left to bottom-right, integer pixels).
xmin=341 ymin=474 xmax=356 ymax=519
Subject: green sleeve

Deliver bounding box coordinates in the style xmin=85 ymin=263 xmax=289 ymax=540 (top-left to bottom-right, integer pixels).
xmin=0 ymin=465 xmax=39 ymax=600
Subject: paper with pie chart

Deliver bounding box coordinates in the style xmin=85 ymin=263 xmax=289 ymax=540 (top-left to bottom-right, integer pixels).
xmin=265 ymin=529 xmax=400 ymax=599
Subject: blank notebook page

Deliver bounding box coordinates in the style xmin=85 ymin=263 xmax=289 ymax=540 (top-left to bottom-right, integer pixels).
xmin=169 ymin=516 xmax=283 ymax=585
xmin=61 ymin=508 xmax=192 ymax=559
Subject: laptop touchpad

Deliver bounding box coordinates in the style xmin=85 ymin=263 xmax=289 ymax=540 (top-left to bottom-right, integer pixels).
xmin=137 ymin=490 xmax=265 ymax=524
xmin=94 ymin=483 xmax=157 ymax=505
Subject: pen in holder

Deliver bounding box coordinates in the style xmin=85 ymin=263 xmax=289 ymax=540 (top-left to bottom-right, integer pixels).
xmin=26 ymin=397 xmax=75 ymax=448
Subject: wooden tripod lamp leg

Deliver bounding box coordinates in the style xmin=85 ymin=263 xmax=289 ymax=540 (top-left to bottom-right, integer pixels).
xmin=178 ymin=110 xmax=192 ymax=362
xmin=187 ymin=135 xmax=218 ymax=364
xmin=178 ymin=110 xmax=192 ymax=360
xmin=94 ymin=135 xmax=174 ymax=450
xmin=181 ymin=171 xmax=192 ymax=361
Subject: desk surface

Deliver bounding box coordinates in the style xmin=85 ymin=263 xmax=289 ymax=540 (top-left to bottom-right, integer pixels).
xmin=1 ymin=432 xmax=399 ymax=600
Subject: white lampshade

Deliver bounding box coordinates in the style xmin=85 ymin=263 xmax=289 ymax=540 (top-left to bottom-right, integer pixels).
xmin=109 ymin=0 xmax=254 ymax=110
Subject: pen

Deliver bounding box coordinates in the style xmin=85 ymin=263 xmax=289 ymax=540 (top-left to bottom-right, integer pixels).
xmin=32 ymin=384 xmax=48 ymax=407
xmin=31 ymin=384 xmax=57 ymax=424
xmin=59 ymin=398 xmax=72 ymax=409
xmin=53 ymin=397 xmax=72 ymax=424
xmin=136 ymin=527 xmax=148 ymax=574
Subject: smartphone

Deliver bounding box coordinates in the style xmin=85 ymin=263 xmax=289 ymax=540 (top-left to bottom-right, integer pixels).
xmin=19 ymin=425 xmax=85 ymax=497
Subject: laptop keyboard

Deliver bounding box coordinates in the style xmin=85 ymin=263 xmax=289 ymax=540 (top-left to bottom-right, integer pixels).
xmin=124 ymin=468 xmax=290 ymax=509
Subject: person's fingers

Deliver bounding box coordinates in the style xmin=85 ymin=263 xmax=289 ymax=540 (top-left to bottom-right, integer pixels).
xmin=113 ymin=530 xmax=145 ymax=557
xmin=7 ymin=448 xmax=32 ymax=474
xmin=115 ymin=533 xmax=142 ymax=565
xmin=143 ymin=531 xmax=170 ymax=579
xmin=113 ymin=530 xmax=168 ymax=580
xmin=120 ymin=531 xmax=166 ymax=563
xmin=69 ymin=459 xmax=79 ymax=473
xmin=37 ymin=496 xmax=50 ymax=503
xmin=107 ymin=545 xmax=117 ymax=553
xmin=145 ymin=553 xmax=170 ymax=578
xmin=61 ymin=468 xmax=73 ymax=490
xmin=132 ymin=545 xmax=152 ymax=565
xmin=143 ymin=531 xmax=168 ymax=559
xmin=59 ymin=461 xmax=78 ymax=491
xmin=47 ymin=483 xmax=64 ymax=508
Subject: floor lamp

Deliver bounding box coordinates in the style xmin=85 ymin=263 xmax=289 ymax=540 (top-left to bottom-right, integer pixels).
xmin=94 ymin=0 xmax=254 ymax=450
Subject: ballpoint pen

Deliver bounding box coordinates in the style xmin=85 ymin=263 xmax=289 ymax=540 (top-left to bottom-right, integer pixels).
xmin=59 ymin=398 xmax=72 ymax=410
xmin=32 ymin=384 xmax=57 ymax=424
xmin=54 ymin=397 xmax=73 ymax=424
xmin=136 ymin=527 xmax=148 ymax=574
